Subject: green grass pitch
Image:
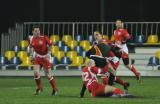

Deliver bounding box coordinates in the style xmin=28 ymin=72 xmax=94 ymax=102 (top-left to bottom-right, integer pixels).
xmin=0 ymin=76 xmax=160 ymax=104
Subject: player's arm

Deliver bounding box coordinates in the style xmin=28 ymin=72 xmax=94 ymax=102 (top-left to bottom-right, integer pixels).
xmin=28 ymin=36 xmax=35 ymax=60
xmin=123 ymin=30 xmax=132 ymax=44
xmin=80 ymin=82 xmax=86 ymax=98
xmin=46 ymin=36 xmax=54 ymax=46
xmin=28 ymin=42 xmax=35 ymax=63
xmin=45 ymin=36 xmax=55 ymax=55
xmin=91 ymin=66 xmax=108 ymax=75
xmin=107 ymin=62 xmax=116 ymax=76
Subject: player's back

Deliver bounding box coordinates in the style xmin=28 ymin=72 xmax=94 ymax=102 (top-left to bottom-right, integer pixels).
xmin=96 ymin=43 xmax=112 ymax=57
xmin=82 ymin=66 xmax=99 ymax=91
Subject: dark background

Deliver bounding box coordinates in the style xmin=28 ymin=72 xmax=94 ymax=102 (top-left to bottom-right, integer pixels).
xmin=0 ymin=0 xmax=160 ymax=34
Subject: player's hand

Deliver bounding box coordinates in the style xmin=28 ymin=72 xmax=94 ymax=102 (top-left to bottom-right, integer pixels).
xmin=45 ymin=54 xmax=51 ymax=60
xmin=29 ymin=55 xmax=34 ymax=63
xmin=105 ymin=72 xmax=110 ymax=78
xmin=92 ymin=41 xmax=98 ymax=45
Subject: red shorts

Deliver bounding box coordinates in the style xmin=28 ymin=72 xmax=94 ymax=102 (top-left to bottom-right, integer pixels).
xmin=34 ymin=57 xmax=52 ymax=69
xmin=90 ymin=83 xmax=105 ymax=97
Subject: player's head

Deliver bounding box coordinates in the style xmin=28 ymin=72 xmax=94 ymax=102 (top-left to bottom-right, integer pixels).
xmin=94 ymin=31 xmax=103 ymax=42
xmin=115 ymin=19 xmax=124 ymax=29
xmin=85 ymin=59 xmax=95 ymax=67
xmin=32 ymin=25 xmax=41 ymax=36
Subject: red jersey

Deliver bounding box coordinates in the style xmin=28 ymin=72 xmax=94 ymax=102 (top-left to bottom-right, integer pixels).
xmin=114 ymin=29 xmax=130 ymax=44
xmin=82 ymin=66 xmax=101 ymax=92
xmin=30 ymin=35 xmax=52 ymax=55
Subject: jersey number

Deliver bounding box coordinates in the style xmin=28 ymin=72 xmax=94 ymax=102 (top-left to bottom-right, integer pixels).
xmin=82 ymin=72 xmax=89 ymax=81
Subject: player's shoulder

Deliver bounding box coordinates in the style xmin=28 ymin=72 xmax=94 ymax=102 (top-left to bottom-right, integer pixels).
xmin=39 ymin=35 xmax=47 ymax=38
xmin=102 ymin=39 xmax=112 ymax=43
xmin=40 ymin=35 xmax=50 ymax=40
xmin=82 ymin=67 xmax=88 ymax=72
xmin=91 ymin=66 xmax=98 ymax=72
xmin=120 ymin=28 xmax=128 ymax=32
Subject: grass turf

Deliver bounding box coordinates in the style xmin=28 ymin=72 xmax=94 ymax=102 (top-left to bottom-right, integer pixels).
xmin=0 ymin=76 xmax=160 ymax=104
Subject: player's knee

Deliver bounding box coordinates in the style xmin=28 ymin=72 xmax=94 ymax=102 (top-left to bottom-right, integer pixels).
xmin=104 ymin=85 xmax=115 ymax=93
xmin=46 ymin=74 xmax=52 ymax=79
xmin=125 ymin=64 xmax=131 ymax=69
xmin=34 ymin=70 xmax=40 ymax=76
xmin=45 ymin=70 xmax=52 ymax=79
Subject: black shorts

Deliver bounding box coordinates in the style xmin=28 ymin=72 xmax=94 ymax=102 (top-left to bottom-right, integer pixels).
xmin=108 ymin=73 xmax=115 ymax=86
xmin=90 ymin=56 xmax=107 ymax=68
xmin=122 ymin=58 xmax=129 ymax=65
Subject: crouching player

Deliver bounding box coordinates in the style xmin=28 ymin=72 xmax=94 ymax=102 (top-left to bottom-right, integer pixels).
xmin=80 ymin=59 xmax=132 ymax=98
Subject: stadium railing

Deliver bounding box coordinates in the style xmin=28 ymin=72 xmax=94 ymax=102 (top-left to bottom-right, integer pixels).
xmin=1 ymin=22 xmax=160 ymax=55
xmin=1 ymin=22 xmax=160 ymax=71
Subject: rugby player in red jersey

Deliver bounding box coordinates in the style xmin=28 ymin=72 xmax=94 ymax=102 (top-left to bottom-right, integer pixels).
xmin=29 ymin=25 xmax=58 ymax=96
xmin=80 ymin=59 xmax=125 ymax=98
xmin=114 ymin=20 xmax=141 ymax=80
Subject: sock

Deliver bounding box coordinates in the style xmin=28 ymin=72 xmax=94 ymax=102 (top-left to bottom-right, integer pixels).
xmin=130 ymin=65 xmax=140 ymax=76
xmin=101 ymin=77 xmax=108 ymax=85
xmin=113 ymin=88 xmax=124 ymax=95
xmin=115 ymin=77 xmax=127 ymax=87
xmin=49 ymin=77 xmax=58 ymax=91
xmin=34 ymin=77 xmax=42 ymax=90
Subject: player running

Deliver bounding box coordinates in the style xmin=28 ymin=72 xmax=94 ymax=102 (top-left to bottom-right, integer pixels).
xmin=113 ymin=20 xmax=141 ymax=80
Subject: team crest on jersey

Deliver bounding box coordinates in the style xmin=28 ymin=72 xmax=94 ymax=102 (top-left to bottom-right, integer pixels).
xmin=38 ymin=40 xmax=43 ymax=45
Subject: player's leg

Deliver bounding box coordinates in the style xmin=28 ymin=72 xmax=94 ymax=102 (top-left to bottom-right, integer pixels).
xmin=101 ymin=65 xmax=109 ymax=85
xmin=101 ymin=76 xmax=109 ymax=85
xmin=80 ymin=83 xmax=86 ymax=98
xmin=104 ymin=85 xmax=124 ymax=97
xmin=33 ymin=64 xmax=42 ymax=95
xmin=115 ymin=76 xmax=130 ymax=92
xmin=43 ymin=59 xmax=58 ymax=96
xmin=121 ymin=45 xmax=141 ymax=80
xmin=91 ymin=83 xmax=124 ymax=97
xmin=107 ymin=61 xmax=118 ymax=85
xmin=122 ymin=57 xmax=141 ymax=80
xmin=108 ymin=73 xmax=115 ymax=85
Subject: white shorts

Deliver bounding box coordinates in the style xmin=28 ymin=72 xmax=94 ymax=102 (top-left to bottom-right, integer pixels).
xmin=121 ymin=44 xmax=128 ymax=54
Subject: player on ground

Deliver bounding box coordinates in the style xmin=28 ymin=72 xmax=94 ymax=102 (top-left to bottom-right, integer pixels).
xmin=29 ymin=25 xmax=58 ymax=96
xmin=80 ymin=59 xmax=133 ymax=98
xmin=113 ymin=20 xmax=141 ymax=80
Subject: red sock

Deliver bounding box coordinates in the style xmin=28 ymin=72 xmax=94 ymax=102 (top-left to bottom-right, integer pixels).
xmin=101 ymin=77 xmax=108 ymax=85
xmin=115 ymin=77 xmax=127 ymax=86
xmin=130 ymin=65 xmax=140 ymax=76
xmin=49 ymin=77 xmax=58 ymax=91
xmin=34 ymin=77 xmax=42 ymax=90
xmin=113 ymin=88 xmax=124 ymax=95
